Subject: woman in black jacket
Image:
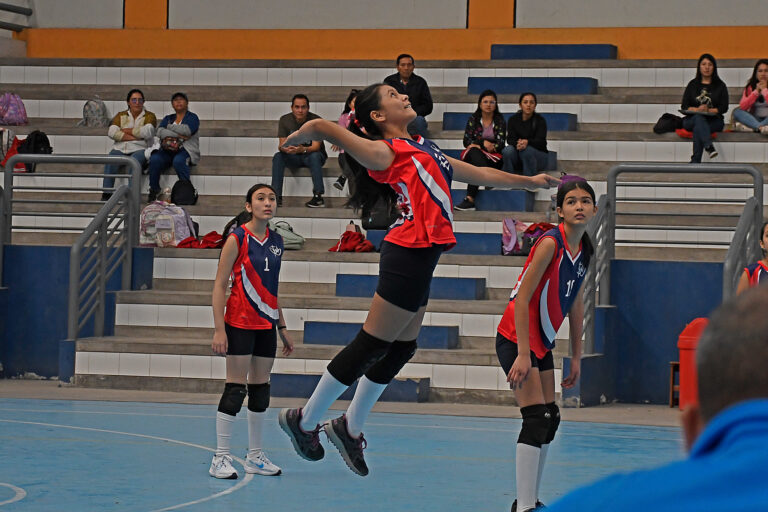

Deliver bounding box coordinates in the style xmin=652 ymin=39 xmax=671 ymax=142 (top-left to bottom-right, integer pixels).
xmin=681 ymin=53 xmax=729 ymax=162
xmin=502 ymin=92 xmax=549 ymax=176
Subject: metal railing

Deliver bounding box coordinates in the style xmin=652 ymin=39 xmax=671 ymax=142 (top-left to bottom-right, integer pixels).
xmin=0 ymin=185 xmax=4 ymax=282
xmin=722 ymin=196 xmax=762 ymax=301
xmin=0 ymin=1 xmax=32 ymax=32
xmin=581 ymin=194 xmax=612 ymax=354
xmin=67 ymin=185 xmax=134 ymax=340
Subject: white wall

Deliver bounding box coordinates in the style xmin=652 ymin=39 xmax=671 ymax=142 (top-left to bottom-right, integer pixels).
xmin=169 ymin=0 xmax=467 ymax=29
xmin=517 ymin=0 xmax=767 ymax=28
xmin=28 ymin=0 xmax=123 ymax=28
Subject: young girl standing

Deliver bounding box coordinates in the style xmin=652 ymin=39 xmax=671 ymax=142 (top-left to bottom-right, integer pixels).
xmin=736 ymin=221 xmax=768 ymax=293
xmin=277 ymin=83 xmax=559 ymax=477
xmin=496 ymin=177 xmax=596 ymax=511
xmin=209 ymin=183 xmax=294 ymax=479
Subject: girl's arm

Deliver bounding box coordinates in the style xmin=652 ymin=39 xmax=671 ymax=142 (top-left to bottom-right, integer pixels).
xmin=740 ymin=86 xmax=758 ymax=112
xmin=508 ymin=238 xmax=557 ymax=387
xmin=283 ymin=118 xmax=394 ymax=170
xmin=561 ymin=285 xmax=585 ymax=389
xmin=447 ymin=155 xmax=559 ymax=189
xmin=735 ymin=270 xmax=751 ymax=295
xmin=211 ymin=236 xmax=239 ymax=355
xmin=277 ymin=305 xmax=294 ymax=356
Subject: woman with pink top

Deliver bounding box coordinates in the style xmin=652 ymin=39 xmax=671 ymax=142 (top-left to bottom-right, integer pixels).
xmin=331 ymin=89 xmax=360 ymax=192
xmin=733 ymin=59 xmax=768 ymax=134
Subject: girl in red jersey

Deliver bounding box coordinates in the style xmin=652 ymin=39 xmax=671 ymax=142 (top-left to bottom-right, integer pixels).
xmin=209 ymin=183 xmax=294 ymax=480
xmin=277 ymin=82 xmax=559 ymax=477
xmin=496 ymin=177 xmax=596 ymax=511
xmin=736 ymin=221 xmax=768 ymax=294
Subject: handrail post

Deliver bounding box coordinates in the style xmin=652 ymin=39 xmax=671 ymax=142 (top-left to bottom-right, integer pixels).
xmin=67 ymin=243 xmax=81 ymax=340
xmin=95 ymin=219 xmax=107 ymax=337
xmin=0 ymin=186 xmax=4 ymax=285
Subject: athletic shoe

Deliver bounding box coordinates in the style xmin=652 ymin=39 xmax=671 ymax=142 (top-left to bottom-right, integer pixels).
xmin=278 ymin=408 xmax=324 ymax=461
xmin=511 ymin=500 xmax=546 ymax=511
xmin=147 ymin=188 xmax=160 ymax=203
xmin=277 ymin=196 xmax=283 ymax=207
xmin=323 ymin=414 xmax=369 ymax=476
xmin=454 ymin=197 xmax=476 ymax=211
xmin=209 ymin=454 xmax=238 ymax=479
xmin=101 ymin=192 xmax=112 ymax=202
xmin=734 ymin=121 xmax=755 ymax=132
xmin=760 ymin=125 xmax=768 ymax=135
xmin=705 ymin=145 xmax=718 ymax=159
xmin=244 ymin=450 xmax=282 ymax=476
xmin=333 ymin=176 xmax=347 ymax=191
xmin=305 ymin=194 xmax=325 ymax=208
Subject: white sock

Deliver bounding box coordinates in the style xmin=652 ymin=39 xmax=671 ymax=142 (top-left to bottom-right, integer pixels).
xmin=536 ymin=443 xmax=549 ymax=502
xmin=346 ymin=376 xmax=388 ymax=437
xmin=299 ymin=370 xmax=348 ymax=431
xmin=247 ymin=409 xmax=264 ymax=458
xmin=215 ymin=411 xmax=236 ymax=457
xmin=516 ymin=443 xmax=541 ymax=511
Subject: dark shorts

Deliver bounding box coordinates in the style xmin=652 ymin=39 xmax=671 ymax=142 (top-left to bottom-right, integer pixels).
xmin=225 ymin=323 xmax=277 ymax=358
xmin=376 ymin=241 xmax=444 ymax=312
xmin=495 ymin=332 xmax=554 ymax=373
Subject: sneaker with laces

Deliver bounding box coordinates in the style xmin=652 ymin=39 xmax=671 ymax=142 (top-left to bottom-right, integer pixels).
xmin=278 ymin=408 xmax=324 ymax=461
xmin=705 ymin=145 xmax=718 ymax=159
xmin=760 ymin=125 xmax=768 ymax=135
xmin=511 ymin=500 xmax=546 ymax=511
xmin=333 ymin=176 xmax=347 ymax=191
xmin=245 ymin=450 xmax=281 ymax=476
xmin=305 ymin=194 xmax=325 ymax=208
xmin=209 ymin=454 xmax=238 ymax=479
xmin=454 ymin=197 xmax=476 ymax=211
xmin=277 ymin=196 xmax=283 ymax=207
xmin=323 ymin=414 xmax=369 ymax=476
xmin=734 ymin=121 xmax=755 ymax=132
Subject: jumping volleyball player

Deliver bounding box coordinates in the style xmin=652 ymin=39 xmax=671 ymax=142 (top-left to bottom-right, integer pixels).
xmin=736 ymin=221 xmax=768 ymax=293
xmin=277 ymin=83 xmax=559 ymax=476
xmin=209 ymin=183 xmax=294 ymax=479
xmin=496 ymin=176 xmax=596 ymax=511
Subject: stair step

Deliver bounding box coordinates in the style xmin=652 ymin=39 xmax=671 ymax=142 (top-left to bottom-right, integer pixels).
xmin=491 ymin=44 xmax=617 ymax=60
xmin=442 ymin=111 xmax=577 ymax=131
xmin=304 ymin=322 xmax=460 ymax=349
xmin=468 ymin=77 xmax=599 ymax=95
xmin=336 ymin=274 xmax=488 ymax=301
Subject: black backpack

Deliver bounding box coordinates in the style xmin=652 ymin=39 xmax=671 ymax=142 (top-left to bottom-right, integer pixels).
xmin=17 ymin=130 xmax=52 ymax=172
xmin=653 ymin=113 xmax=683 ymax=134
xmin=361 ymin=194 xmax=400 ymax=230
xmin=171 ymin=179 xmax=198 ymax=205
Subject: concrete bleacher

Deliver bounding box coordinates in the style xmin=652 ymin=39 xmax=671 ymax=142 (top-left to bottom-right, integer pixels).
xmin=2 ymin=55 xmax=765 ymax=404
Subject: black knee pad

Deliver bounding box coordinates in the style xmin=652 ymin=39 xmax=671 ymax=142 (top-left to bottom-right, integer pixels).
xmin=327 ymin=329 xmax=392 ymax=386
xmin=217 ymin=382 xmax=246 ymax=416
xmin=517 ymin=404 xmax=551 ymax=448
xmin=247 ymin=383 xmax=270 ymax=413
xmin=545 ymin=402 xmax=560 ymax=443
xmin=365 ymin=339 xmax=418 ymax=384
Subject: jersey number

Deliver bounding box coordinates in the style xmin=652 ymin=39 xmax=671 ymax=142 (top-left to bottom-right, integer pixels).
xmin=565 ymin=279 xmax=575 ymax=297
xmin=264 ymin=257 xmax=270 ymax=271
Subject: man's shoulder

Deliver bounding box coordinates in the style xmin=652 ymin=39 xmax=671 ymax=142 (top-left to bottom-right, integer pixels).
xmin=278 ymin=112 xmax=294 ymax=122
xmin=383 ymin=73 xmax=399 ymax=84
xmin=306 ymin=112 xmax=323 ymax=121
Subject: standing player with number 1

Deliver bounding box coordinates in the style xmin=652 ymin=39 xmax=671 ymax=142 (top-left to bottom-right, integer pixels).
xmin=209 ymin=183 xmax=294 ymax=479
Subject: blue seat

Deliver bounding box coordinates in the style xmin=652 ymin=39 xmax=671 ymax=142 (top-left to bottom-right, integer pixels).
xmin=442 ymin=148 xmax=557 ymax=171
xmin=442 ymin=112 xmax=576 ymax=132
xmin=336 ymin=274 xmax=486 ymax=300
xmin=468 ymin=77 xmax=598 ymax=95
xmin=450 ymin=189 xmax=533 ymax=212
xmin=366 ymin=230 xmax=502 ymax=255
xmin=304 ymin=321 xmax=460 ymax=349
xmin=491 ymin=44 xmax=617 ymax=60
xmin=271 ymin=373 xmax=429 ymax=402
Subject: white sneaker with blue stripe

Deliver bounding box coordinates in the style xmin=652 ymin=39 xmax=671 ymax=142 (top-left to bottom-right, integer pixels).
xmin=245 ymin=450 xmax=282 ymax=476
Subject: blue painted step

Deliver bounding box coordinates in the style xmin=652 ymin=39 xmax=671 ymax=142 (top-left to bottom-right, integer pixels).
xmin=491 ymin=44 xmax=617 ymax=60
xmin=304 ymin=321 xmax=460 ymax=349
xmin=442 ymin=148 xmax=557 ymax=171
xmin=442 ymin=112 xmax=577 ymax=131
xmin=366 ymin=230 xmax=501 ymax=255
xmin=450 ymin=188 xmax=533 ymax=212
xmin=271 ymin=373 xmax=429 ymax=402
xmin=336 ymin=274 xmax=486 ymax=300
xmin=468 ymin=77 xmax=598 ymax=95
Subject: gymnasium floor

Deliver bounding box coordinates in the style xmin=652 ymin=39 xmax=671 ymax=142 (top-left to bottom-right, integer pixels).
xmin=0 ymin=384 xmax=683 ymax=512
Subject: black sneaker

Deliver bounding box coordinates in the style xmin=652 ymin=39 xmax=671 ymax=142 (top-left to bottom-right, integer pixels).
xmin=147 ymin=188 xmax=160 ymax=203
xmin=454 ymin=197 xmax=476 ymax=211
xmin=305 ymin=194 xmax=325 ymax=208
xmin=705 ymin=145 xmax=718 ymax=159
xmin=277 ymin=196 xmax=283 ymax=207
xmin=333 ymin=176 xmax=347 ymax=191
xmin=101 ymin=192 xmax=112 ymax=202
xmin=324 ymin=414 xmax=369 ymax=476
xmin=278 ymin=408 xmax=324 ymax=461
xmin=511 ymin=500 xmax=546 ymax=511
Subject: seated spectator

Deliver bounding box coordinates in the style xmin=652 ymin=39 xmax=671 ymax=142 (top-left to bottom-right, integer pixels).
xmin=383 ymin=53 xmax=433 ymax=138
xmin=681 ymin=53 xmax=728 ymax=162
xmin=271 ymin=94 xmax=328 ymax=208
xmin=547 ymin=286 xmax=768 ymax=512
xmin=147 ymin=92 xmax=200 ymax=202
xmin=102 ymin=88 xmax=156 ymax=201
xmin=454 ymin=89 xmax=506 ymax=211
xmin=330 ymin=88 xmax=359 ymax=193
xmin=502 ymin=92 xmax=549 ymax=177
xmin=733 ymin=59 xmax=768 ymax=134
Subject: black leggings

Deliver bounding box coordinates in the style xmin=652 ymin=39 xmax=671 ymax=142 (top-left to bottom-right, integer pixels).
xmin=462 ymin=147 xmax=503 ymax=199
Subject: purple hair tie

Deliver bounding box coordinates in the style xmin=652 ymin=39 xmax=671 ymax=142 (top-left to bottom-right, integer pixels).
xmin=558 ymin=173 xmax=587 ymax=189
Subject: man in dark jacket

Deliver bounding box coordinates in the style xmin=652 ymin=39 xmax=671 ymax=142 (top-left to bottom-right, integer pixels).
xmin=384 ymin=54 xmax=433 ymax=137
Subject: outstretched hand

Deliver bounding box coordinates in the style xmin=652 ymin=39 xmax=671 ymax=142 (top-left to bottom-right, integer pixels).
xmin=283 ymin=121 xmax=319 ymax=147
xmin=529 ymin=173 xmax=560 ymax=189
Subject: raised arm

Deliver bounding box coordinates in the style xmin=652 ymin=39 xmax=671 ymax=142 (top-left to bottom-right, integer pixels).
xmin=447 ymin=155 xmax=559 ymax=189
xmin=283 ymin=118 xmax=395 ymax=170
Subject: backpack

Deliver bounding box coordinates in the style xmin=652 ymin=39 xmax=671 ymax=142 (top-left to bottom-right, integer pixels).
xmin=0 ymin=93 xmax=27 ymax=125
xmin=171 ymin=179 xmax=198 ymax=205
xmin=0 ymin=127 xmax=24 ymax=171
xmin=653 ymin=113 xmax=683 ymax=134
xmin=16 ymin=130 xmax=52 ymax=173
xmin=502 ymin=218 xmax=529 ymax=255
xmin=139 ymin=201 xmax=170 ymax=247
xmin=77 ymin=96 xmax=111 ymax=128
xmin=154 ymin=204 xmax=197 ymax=247
xmin=223 ymin=210 xmax=253 ymax=237
xmin=268 ymin=220 xmax=305 ymax=250
xmin=521 ymin=222 xmax=556 ymax=255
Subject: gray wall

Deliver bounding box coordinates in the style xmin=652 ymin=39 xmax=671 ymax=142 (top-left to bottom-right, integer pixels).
xmin=517 ymin=0 xmax=766 ymax=28
xmin=168 ymin=0 xmax=467 ymax=29
xmin=27 ymin=0 xmax=123 ymax=28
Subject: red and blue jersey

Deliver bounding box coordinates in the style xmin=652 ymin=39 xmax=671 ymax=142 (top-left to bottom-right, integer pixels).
xmin=744 ymin=261 xmax=768 ymax=288
xmin=224 ymin=225 xmax=283 ymax=330
xmin=368 ymin=136 xmax=456 ymax=250
xmin=497 ymin=224 xmax=590 ymax=359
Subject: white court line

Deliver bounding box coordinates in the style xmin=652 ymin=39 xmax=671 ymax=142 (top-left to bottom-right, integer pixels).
xmin=0 ymin=483 xmax=26 ymax=507
xmin=0 ymin=419 xmax=252 ymax=512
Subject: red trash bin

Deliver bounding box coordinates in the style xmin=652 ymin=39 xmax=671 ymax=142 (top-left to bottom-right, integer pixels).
xmin=677 ymin=318 xmax=709 ymax=411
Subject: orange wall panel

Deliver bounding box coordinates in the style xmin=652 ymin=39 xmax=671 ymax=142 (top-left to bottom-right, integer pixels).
xmin=124 ymin=0 xmax=167 ymax=29
xmin=468 ymin=0 xmax=515 ymax=29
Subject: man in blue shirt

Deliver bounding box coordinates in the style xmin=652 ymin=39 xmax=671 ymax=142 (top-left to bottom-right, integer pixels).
xmin=548 ymin=286 xmax=768 ymax=512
